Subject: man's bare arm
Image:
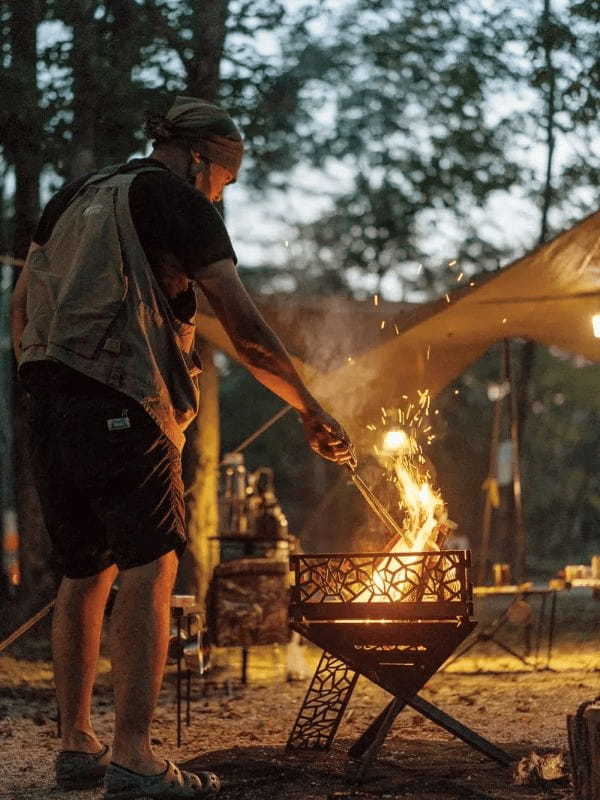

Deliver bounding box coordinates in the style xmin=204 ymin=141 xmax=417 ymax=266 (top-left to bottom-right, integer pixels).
xmin=9 ymin=244 xmax=38 ymax=361
xmin=195 ymin=258 xmax=356 ymax=466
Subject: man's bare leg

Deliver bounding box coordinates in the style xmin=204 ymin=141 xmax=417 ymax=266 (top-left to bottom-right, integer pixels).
xmin=110 ymin=550 xmax=178 ymax=774
xmin=52 ymin=564 xmax=118 ymax=752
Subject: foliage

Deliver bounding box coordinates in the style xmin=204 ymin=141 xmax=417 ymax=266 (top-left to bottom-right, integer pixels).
xmin=1 ymin=0 xmax=600 ymax=573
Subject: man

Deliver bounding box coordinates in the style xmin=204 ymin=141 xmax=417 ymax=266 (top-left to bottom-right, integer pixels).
xmin=10 ymin=96 xmax=356 ymax=799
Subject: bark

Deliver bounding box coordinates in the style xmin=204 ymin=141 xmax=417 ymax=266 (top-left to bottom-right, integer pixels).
xmin=3 ymin=2 xmax=48 ymax=607
xmin=180 ymin=342 xmax=221 ymax=607
xmin=7 ymin=1 xmax=41 ymax=258
xmin=517 ymin=0 xmax=557 ymax=439
xmin=180 ymin=3 xmax=229 ymax=603
xmin=68 ymin=1 xmax=99 ymax=179
xmin=185 ymin=1 xmax=231 ymax=100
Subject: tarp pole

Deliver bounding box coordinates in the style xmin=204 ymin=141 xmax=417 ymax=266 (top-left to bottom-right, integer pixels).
xmin=506 ymin=341 xmax=527 ymax=580
xmin=477 ymin=347 xmax=505 ymax=585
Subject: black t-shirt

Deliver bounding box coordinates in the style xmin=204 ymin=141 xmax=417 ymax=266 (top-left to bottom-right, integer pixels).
xmin=34 ymin=158 xmax=237 ymax=320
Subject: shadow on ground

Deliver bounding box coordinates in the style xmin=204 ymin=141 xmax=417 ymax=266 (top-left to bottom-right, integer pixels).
xmin=185 ymin=738 xmax=569 ymax=800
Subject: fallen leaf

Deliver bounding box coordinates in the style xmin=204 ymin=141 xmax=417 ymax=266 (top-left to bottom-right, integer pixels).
xmin=514 ymin=750 xmax=567 ymax=785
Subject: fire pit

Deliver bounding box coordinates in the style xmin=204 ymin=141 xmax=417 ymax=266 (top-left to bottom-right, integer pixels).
xmin=286 ymin=550 xmax=512 ymax=781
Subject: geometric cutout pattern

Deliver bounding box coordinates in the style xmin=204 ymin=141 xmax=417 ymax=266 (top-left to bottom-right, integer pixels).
xmin=286 ymin=651 xmax=358 ymax=750
xmin=285 ymin=551 xmax=508 ymax=779
xmin=292 ymin=551 xmax=468 ymax=606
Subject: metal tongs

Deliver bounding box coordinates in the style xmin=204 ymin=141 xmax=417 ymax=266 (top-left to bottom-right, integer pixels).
xmin=346 ymin=463 xmax=408 ymax=551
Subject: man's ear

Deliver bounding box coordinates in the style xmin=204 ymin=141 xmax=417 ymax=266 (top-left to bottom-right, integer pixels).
xmin=190 ymin=151 xmax=206 ymax=173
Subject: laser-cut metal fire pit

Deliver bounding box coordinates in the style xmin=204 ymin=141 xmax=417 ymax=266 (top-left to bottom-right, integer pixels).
xmin=286 ymin=551 xmax=512 ymax=781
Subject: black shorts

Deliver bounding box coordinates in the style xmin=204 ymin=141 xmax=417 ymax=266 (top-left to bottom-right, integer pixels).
xmin=25 ymin=366 xmax=187 ymax=579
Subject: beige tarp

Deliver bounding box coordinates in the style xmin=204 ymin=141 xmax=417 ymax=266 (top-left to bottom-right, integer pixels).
xmin=196 ymin=209 xmax=600 ymax=439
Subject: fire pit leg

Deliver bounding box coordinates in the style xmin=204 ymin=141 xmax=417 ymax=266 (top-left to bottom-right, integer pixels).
xmin=408 ymin=695 xmax=513 ymax=766
xmin=349 ymin=694 xmax=513 ymax=780
xmin=348 ymin=697 xmax=407 ymax=761
xmin=286 ymin=651 xmax=358 ymax=750
xmin=349 ymin=697 xmax=405 ymax=784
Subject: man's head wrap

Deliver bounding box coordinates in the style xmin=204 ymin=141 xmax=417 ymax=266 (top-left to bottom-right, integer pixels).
xmin=146 ymin=96 xmax=244 ymax=178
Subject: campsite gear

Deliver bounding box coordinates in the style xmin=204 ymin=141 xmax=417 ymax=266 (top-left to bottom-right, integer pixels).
xmin=19 ymin=163 xmax=201 ymax=452
xmin=565 ymin=565 xmax=592 ymax=582
xmin=219 ymin=452 xmax=248 ymax=534
xmin=104 ymin=760 xmax=220 ymax=799
xmin=568 ymin=696 xmax=600 ymax=799
xmin=287 ymin=551 xmax=512 ymax=782
xmin=55 ymin=743 xmax=111 ymax=790
xmin=444 ymin=585 xmax=557 ymax=671
xmin=208 ymin=558 xmax=289 ymax=647
xmin=492 ymin=562 xmax=511 ymax=586
xmin=251 ymin=467 xmax=289 ymax=541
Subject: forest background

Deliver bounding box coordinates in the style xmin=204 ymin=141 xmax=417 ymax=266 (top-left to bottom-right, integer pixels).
xmin=1 ymin=0 xmax=600 ymax=611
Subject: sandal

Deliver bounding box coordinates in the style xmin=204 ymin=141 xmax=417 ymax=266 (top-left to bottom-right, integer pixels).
xmin=55 ymin=743 xmax=111 ymax=789
xmin=104 ymin=759 xmax=221 ymax=799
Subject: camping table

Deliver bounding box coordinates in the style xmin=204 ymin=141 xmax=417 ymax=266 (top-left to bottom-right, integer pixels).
xmin=442 ymin=584 xmax=557 ymax=671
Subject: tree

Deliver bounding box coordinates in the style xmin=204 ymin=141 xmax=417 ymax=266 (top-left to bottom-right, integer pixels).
xmin=2 ymin=0 xmax=42 ymax=258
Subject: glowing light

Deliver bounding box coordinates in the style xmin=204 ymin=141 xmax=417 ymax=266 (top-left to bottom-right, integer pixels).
xmin=358 ymin=392 xmax=457 ymax=602
xmin=382 ymin=428 xmax=409 ymax=452
xmin=487 ymin=383 xmax=501 ymax=401
xmin=593 ymin=314 xmax=600 ymax=338
xmin=374 ymin=293 xmax=379 ymax=306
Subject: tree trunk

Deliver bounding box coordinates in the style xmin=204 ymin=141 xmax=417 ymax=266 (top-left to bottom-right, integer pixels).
xmin=7 ymin=1 xmax=41 ymax=259
xmin=180 ymin=343 xmax=221 ymax=606
xmin=179 ymin=3 xmax=229 ymax=602
xmin=186 ymin=1 xmax=230 ymax=101
xmin=517 ymin=0 xmax=557 ymax=437
xmin=68 ymin=1 xmax=99 ymax=179
xmin=3 ymin=2 xmax=48 ymax=609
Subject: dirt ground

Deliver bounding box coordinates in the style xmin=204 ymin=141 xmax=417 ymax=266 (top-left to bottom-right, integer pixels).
xmin=1 ymin=588 xmax=599 ymax=800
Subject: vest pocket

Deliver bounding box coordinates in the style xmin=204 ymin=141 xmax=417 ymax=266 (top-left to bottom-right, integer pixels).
xmin=21 ymin=249 xmax=59 ymax=353
xmin=173 ymin=318 xmax=202 ymax=379
xmin=48 ymin=198 xmax=129 ymax=360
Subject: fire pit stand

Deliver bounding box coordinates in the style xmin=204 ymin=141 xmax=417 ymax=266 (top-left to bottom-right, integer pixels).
xmin=286 ymin=551 xmax=513 ymax=781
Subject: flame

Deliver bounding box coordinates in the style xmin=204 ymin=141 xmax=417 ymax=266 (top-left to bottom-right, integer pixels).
xmin=359 ymin=390 xmax=455 ymax=601
xmin=381 ymin=390 xmax=448 ymax=555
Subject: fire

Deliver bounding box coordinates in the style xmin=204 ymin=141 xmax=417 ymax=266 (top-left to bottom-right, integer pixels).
xmin=377 ymin=390 xmax=451 ymax=555
xmin=359 ymin=390 xmax=455 ymax=601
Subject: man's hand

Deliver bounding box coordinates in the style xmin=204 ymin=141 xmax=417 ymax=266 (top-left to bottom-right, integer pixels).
xmin=300 ymin=406 xmax=357 ymax=469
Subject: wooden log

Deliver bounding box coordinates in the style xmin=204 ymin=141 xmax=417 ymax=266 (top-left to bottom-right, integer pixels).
xmin=568 ymin=702 xmax=600 ymax=799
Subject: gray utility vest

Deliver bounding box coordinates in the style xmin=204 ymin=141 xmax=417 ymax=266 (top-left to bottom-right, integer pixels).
xmin=19 ymin=164 xmax=201 ymax=452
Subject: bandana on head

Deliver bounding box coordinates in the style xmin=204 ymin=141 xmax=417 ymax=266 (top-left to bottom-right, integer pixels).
xmin=165 ymin=96 xmax=244 ymax=178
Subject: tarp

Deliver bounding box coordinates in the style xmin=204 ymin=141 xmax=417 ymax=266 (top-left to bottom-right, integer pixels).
xmin=196 ymin=209 xmax=600 ymax=440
